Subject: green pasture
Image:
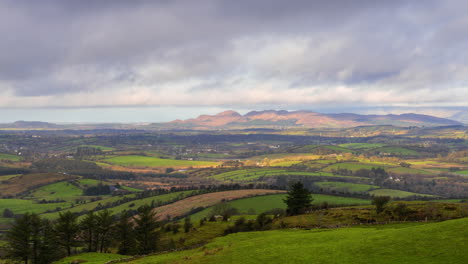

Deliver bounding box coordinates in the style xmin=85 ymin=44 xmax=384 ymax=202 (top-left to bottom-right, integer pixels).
xmin=0 ymin=199 xmax=71 ymax=215
xmin=79 ymin=145 xmax=115 ymax=151
xmin=314 ymin=182 xmax=380 ymax=193
xmin=189 ymin=194 xmax=370 ymax=220
xmin=0 ymin=153 xmax=21 ymax=161
xmin=369 ymin=189 xmax=435 ymax=198
xmin=27 ymin=181 xmax=83 ymax=200
xmin=41 ymin=194 xmax=137 ymax=219
xmin=323 ymin=162 xmax=393 ymax=172
xmin=338 ymin=143 xmax=385 ymax=149
xmin=77 ymin=190 xmax=197 ymax=220
xmin=387 ymin=167 xmax=435 ymax=175
xmin=129 ymin=218 xmax=468 ymax=264
xmin=103 ymin=155 xmax=219 ymax=167
xmin=209 ymin=168 xmax=362 ymax=182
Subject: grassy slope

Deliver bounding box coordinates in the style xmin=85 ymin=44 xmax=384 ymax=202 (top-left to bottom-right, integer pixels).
xmin=210 ymin=168 xmax=362 ymax=182
xmin=103 ymin=155 xmax=219 ymax=167
xmin=314 ymin=181 xmax=380 ymax=193
xmin=369 ymin=189 xmax=435 ymax=198
xmin=0 ymin=199 xmax=70 ymax=215
xmin=130 ymin=218 xmax=468 ymax=264
xmin=27 ymin=181 xmax=83 ymax=200
xmin=189 ymin=194 xmax=370 ymax=220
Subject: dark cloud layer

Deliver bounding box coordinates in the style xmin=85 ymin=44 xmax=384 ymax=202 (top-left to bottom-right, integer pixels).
xmin=0 ymin=0 xmax=467 ymax=109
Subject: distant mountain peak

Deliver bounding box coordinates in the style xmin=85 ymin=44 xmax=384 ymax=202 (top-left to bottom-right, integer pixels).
xmin=216 ymin=110 xmax=242 ymax=117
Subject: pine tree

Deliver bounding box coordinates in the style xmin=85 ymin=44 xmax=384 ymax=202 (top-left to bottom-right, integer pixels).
xmin=55 ymin=211 xmax=79 ymax=256
xmin=37 ymin=219 xmax=63 ymax=264
xmin=183 ymin=217 xmax=192 ymax=233
xmin=134 ymin=205 xmax=159 ymax=254
xmin=115 ymin=210 xmax=136 ymax=255
xmin=96 ymin=209 xmax=114 ymax=253
xmin=283 ymin=181 xmax=313 ymax=215
xmin=80 ymin=211 xmax=97 ymax=252
xmin=6 ymin=213 xmax=33 ymax=264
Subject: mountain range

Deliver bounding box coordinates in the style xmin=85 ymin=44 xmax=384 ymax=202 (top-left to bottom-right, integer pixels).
xmin=165 ymin=110 xmax=462 ymax=129
xmin=0 ymin=110 xmax=464 ymax=130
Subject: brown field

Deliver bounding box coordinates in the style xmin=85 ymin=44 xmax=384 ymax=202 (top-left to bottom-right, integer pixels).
xmin=153 ymin=189 xmax=286 ymax=220
xmin=0 ymin=173 xmax=79 ymax=197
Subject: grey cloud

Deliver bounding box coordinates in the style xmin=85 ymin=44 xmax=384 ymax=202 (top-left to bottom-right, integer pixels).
xmin=0 ymin=0 xmax=466 ymax=108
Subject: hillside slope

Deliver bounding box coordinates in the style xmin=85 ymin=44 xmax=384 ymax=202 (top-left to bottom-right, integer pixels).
xmin=129 ymin=218 xmax=468 ymax=264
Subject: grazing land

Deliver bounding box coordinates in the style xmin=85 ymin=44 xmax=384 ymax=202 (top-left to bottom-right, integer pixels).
xmin=189 ymin=193 xmax=371 ymax=220
xmin=152 ymin=189 xmax=286 ymax=220
xmin=103 ymin=155 xmax=219 ymax=168
xmin=128 ymin=218 xmax=468 ymax=264
xmin=369 ymin=189 xmax=435 ymax=198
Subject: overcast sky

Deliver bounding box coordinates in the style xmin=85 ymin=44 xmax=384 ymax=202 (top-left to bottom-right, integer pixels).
xmin=0 ymin=0 xmax=467 ymax=122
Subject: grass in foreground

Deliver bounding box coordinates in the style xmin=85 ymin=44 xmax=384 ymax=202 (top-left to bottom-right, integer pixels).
xmin=129 ymin=218 xmax=468 ymax=264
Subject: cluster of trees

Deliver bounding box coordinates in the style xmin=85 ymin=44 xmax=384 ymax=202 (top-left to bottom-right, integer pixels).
xmin=223 ymin=213 xmax=273 ymax=235
xmin=83 ymin=183 xmax=111 ymax=196
xmin=6 ymin=206 xmax=160 ymax=264
xmin=74 ymin=146 xmax=104 ymax=159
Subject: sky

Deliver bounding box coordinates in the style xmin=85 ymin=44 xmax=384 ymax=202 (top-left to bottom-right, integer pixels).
xmin=0 ymin=0 xmax=467 ymax=123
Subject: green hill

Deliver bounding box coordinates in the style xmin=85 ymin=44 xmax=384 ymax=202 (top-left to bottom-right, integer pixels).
xmin=128 ymin=218 xmax=468 ymax=264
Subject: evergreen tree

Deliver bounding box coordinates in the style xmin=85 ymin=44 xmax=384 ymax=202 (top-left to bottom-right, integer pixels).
xmin=80 ymin=211 xmax=97 ymax=252
xmin=37 ymin=219 xmax=63 ymax=264
xmin=6 ymin=213 xmax=33 ymax=264
xmin=6 ymin=214 xmax=62 ymax=264
xmin=96 ymin=209 xmax=114 ymax=253
xmin=134 ymin=205 xmax=159 ymax=254
xmin=115 ymin=210 xmax=136 ymax=255
xmin=55 ymin=211 xmax=79 ymax=256
xmin=183 ymin=217 xmax=193 ymax=233
xmin=283 ymin=181 xmax=313 ymax=215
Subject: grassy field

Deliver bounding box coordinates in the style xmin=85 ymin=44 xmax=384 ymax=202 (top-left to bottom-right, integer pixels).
xmin=338 ymin=143 xmax=385 ymax=149
xmin=103 ymin=155 xmax=219 ymax=168
xmin=189 ymin=193 xmax=371 ymax=220
xmin=53 ymin=253 xmax=127 ymax=264
xmin=41 ymin=191 xmax=195 ymax=220
xmin=314 ymin=182 xmax=380 ymax=193
xmin=87 ymin=191 xmax=197 ymax=220
xmin=128 ymin=218 xmax=468 ymax=264
xmin=27 ymin=181 xmax=84 ymax=200
xmin=0 ymin=173 xmax=79 ymax=197
xmin=152 ymin=190 xmax=285 ymax=220
xmin=40 ymin=194 xmax=137 ymax=219
xmin=0 ymin=199 xmax=71 ymax=216
xmin=369 ymin=189 xmax=435 ymax=198
xmin=269 ymin=160 xmax=303 ymax=167
xmin=209 ymin=168 xmax=363 ymax=182
xmin=323 ymin=162 xmax=392 ymax=172
xmin=79 ymin=145 xmax=115 ymax=151
xmin=0 ymin=153 xmax=21 ymax=161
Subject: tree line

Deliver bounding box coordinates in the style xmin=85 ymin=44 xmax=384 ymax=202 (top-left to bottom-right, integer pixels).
xmin=6 ymin=206 xmax=160 ymax=264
